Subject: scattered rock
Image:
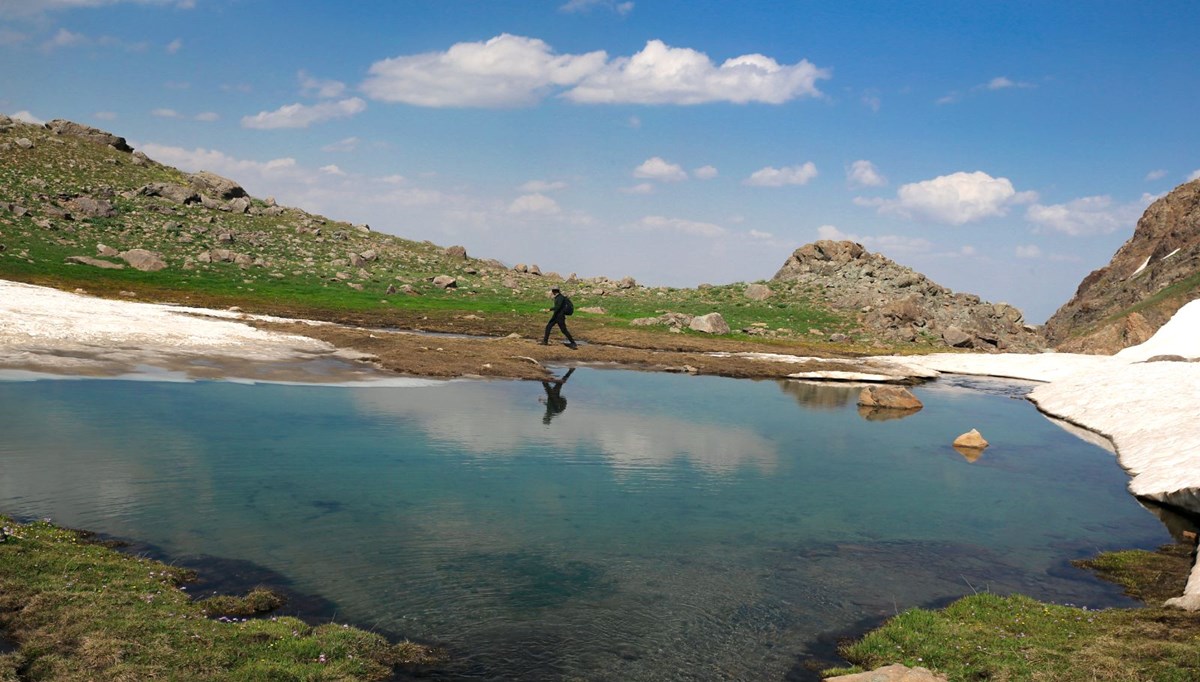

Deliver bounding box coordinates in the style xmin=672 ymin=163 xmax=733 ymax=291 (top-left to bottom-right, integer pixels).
xmin=119 ymin=249 xmax=167 ymax=272
xmin=744 ymin=283 xmax=772 ymax=301
xmin=689 ymin=312 xmax=730 ymax=334
xmin=857 ymin=385 xmax=923 ymax=410
xmin=96 ymin=244 xmax=119 ymax=257
xmin=942 ymin=326 xmax=973 ymax=348
xmin=529 ymin=264 xmax=543 ymax=276
xmin=360 ymin=249 xmax=378 ymax=262
xmin=617 ymin=276 xmax=637 ymax=289
xmin=432 ymin=275 xmax=457 ymax=289
xmin=1145 ymin=354 xmax=1188 ymax=363
xmin=227 ymin=197 xmax=252 ymax=214
xmin=579 ymin=306 xmax=606 ymax=314
xmin=445 ymin=245 xmax=467 ymax=259
xmin=514 ymin=263 xmax=528 ymax=273
xmin=15 ymin=138 xmax=34 ymax=149
xmin=953 ymin=428 xmax=989 ymax=450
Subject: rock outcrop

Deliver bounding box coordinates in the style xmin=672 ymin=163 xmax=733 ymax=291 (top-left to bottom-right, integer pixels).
xmin=772 ymin=240 xmax=1041 ymax=351
xmin=1043 ymin=179 xmax=1200 ymax=354
xmin=46 ymin=119 xmax=133 ymax=153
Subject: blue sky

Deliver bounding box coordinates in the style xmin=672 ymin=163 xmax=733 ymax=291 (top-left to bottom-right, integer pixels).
xmin=2 ymin=0 xmax=1197 ymax=322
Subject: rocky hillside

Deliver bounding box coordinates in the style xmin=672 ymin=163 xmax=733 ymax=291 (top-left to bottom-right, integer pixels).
xmin=772 ymin=240 xmax=1043 ymax=351
xmin=1042 ymin=179 xmax=1200 ymax=353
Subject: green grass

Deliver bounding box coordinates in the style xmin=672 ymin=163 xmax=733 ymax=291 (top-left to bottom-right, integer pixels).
xmin=826 ymin=545 xmax=1200 ymax=681
xmin=0 ymin=516 xmax=438 ymax=681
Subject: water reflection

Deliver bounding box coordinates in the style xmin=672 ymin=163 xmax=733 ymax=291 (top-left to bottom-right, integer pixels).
xmin=355 ymin=371 xmax=779 ymax=477
xmin=540 ymin=368 xmax=574 ymax=425
xmin=858 ymin=405 xmax=922 ymax=422
xmin=776 ymin=379 xmax=860 ymax=410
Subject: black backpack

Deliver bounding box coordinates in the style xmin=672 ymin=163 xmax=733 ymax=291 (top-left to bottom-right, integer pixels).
xmin=563 ymin=296 xmax=574 ymax=315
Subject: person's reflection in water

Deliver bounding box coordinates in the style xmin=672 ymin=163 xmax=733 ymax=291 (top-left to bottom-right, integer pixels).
xmin=540 ymin=367 xmax=575 ymax=425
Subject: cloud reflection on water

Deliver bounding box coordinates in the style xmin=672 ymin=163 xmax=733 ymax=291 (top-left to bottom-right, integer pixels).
xmin=353 ymin=378 xmax=780 ymax=477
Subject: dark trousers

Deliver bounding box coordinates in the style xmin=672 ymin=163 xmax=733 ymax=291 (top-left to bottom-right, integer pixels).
xmin=544 ymin=313 xmax=575 ymax=344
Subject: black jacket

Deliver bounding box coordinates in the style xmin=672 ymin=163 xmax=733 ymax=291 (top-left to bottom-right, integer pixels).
xmin=551 ymin=293 xmax=568 ymax=318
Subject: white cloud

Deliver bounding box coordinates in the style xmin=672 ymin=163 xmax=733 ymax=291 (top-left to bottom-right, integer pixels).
xmin=363 ymin=34 xmax=607 ymax=108
xmin=93 ymin=111 xmax=117 ymax=120
xmin=377 ymin=174 xmax=406 ymax=185
xmin=847 ymin=159 xmax=886 ymax=188
xmin=320 ymin=164 xmax=346 ymax=176
xmin=627 ymin=115 xmax=641 ymax=129
xmin=165 ymin=37 xmax=181 ymax=54
xmin=519 ymin=179 xmax=568 ymax=193
xmin=11 ymin=110 xmax=44 ymax=124
xmin=299 ymin=70 xmax=346 ymax=99
xmin=744 ymin=162 xmax=817 ymax=187
xmin=40 ymin=27 xmax=145 ymax=52
xmin=1145 ymin=169 xmax=1167 ymax=181
xmin=960 ymin=245 xmax=977 ymax=257
xmin=567 ymin=39 xmax=829 ymax=105
xmin=1015 ymin=244 xmax=1042 ymax=259
xmin=322 ymin=137 xmax=360 ymax=153
xmin=863 ymin=171 xmax=1034 ymax=225
xmin=1188 ymin=169 xmax=1200 ymax=182
xmin=241 ymin=97 xmax=366 ymax=129
xmin=620 ymin=182 xmax=655 ymax=195
xmin=634 ymin=156 xmax=687 ymax=182
xmin=1025 ymin=194 xmax=1154 ymax=236
xmin=559 ymin=0 xmax=633 ymax=15
xmin=507 ymin=193 xmax=561 ymax=215
xmin=151 ymin=107 xmax=181 ymax=118
xmin=693 ymin=165 xmax=718 ymax=180
xmin=136 ymin=144 xmax=304 ymax=189
xmin=362 ymin=34 xmax=827 ymax=108
xmin=627 ymin=215 xmax=725 ymax=237
xmin=861 ymin=91 xmax=881 ymax=112
xmin=985 ymin=76 xmax=1034 ymax=90
xmin=747 ymin=229 xmax=773 ymax=240
xmin=164 ymin=80 xmax=189 ymax=90
xmin=194 ymin=111 xmax=218 ymax=122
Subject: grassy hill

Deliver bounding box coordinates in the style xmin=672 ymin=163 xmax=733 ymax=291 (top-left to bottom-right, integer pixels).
xmin=0 ymin=117 xmax=886 ymax=350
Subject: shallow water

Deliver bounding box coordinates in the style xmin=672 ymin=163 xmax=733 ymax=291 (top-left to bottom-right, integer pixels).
xmin=0 ymin=369 xmax=1172 ymax=680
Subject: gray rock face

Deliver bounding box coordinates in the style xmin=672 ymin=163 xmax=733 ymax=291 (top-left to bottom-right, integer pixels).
xmin=188 ymin=171 xmax=247 ymax=200
xmin=47 ymin=119 xmax=133 ymax=153
xmin=772 ymin=240 xmax=1042 ymax=352
xmin=689 ymin=312 xmax=731 ymax=334
xmin=1043 ymin=178 xmax=1200 ymax=354
xmin=120 ymin=249 xmax=167 ymax=272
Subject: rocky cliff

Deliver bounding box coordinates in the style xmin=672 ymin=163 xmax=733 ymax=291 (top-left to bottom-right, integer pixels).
xmin=1042 ymin=179 xmax=1200 ymax=353
xmin=772 ymin=240 xmax=1043 ymax=351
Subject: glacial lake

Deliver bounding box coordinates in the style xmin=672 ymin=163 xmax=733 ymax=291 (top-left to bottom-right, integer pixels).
xmin=0 ymin=369 xmax=1174 ymax=680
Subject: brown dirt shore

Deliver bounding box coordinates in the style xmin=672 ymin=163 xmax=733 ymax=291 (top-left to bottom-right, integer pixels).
xmin=255 ymin=318 xmax=908 ymax=383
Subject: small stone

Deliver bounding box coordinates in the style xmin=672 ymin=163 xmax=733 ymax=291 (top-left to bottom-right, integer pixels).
xmin=953 ymin=428 xmax=989 ymax=449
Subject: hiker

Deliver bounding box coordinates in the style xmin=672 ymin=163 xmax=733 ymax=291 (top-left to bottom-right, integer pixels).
xmin=541 ymin=286 xmax=576 ymax=348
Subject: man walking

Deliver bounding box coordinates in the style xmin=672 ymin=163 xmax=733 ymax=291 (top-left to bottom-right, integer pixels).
xmin=541 ymin=286 xmax=577 ymax=348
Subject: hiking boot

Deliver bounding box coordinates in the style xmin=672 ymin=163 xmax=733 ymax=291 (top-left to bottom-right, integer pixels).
xmin=567 ymin=342 xmax=578 ymax=349
xmin=538 ymin=341 xmax=549 ymax=345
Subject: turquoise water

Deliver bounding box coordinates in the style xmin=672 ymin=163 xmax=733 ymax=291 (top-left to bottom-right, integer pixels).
xmin=0 ymin=370 xmax=1172 ymax=680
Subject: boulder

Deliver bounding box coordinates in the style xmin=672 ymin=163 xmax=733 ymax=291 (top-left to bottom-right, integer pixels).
xmin=744 ymin=283 xmax=772 ymax=301
xmin=47 ymin=119 xmax=133 ymax=152
xmin=689 ymin=312 xmax=730 ymax=334
xmin=360 ymin=249 xmax=378 ymax=262
xmin=96 ymin=244 xmax=119 ymax=257
xmin=15 ymin=138 xmax=34 ymax=149
xmin=445 ymin=245 xmax=467 ymax=259
xmin=140 ymin=183 xmax=200 ymax=205
xmin=514 ymin=263 xmax=529 ymax=273
xmin=119 ymin=249 xmax=167 ymax=272
xmin=188 ymin=171 xmax=247 ymax=200
xmin=66 ymin=196 xmax=116 ymax=218
xmin=618 ymin=276 xmax=637 ymax=290
xmin=227 ymin=197 xmax=252 ymax=214
xmin=857 ymin=386 xmax=923 ymax=410
xmin=953 ymin=428 xmax=989 ymax=450
xmin=579 ymin=306 xmax=607 ymax=314
xmin=529 ymin=264 xmax=543 ymax=276
xmin=941 ymin=326 xmax=973 ymax=348
xmin=825 ymin=664 xmax=948 ymax=681
xmin=432 ymin=275 xmax=457 ymax=289
xmin=66 ymin=255 xmax=125 ymax=270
